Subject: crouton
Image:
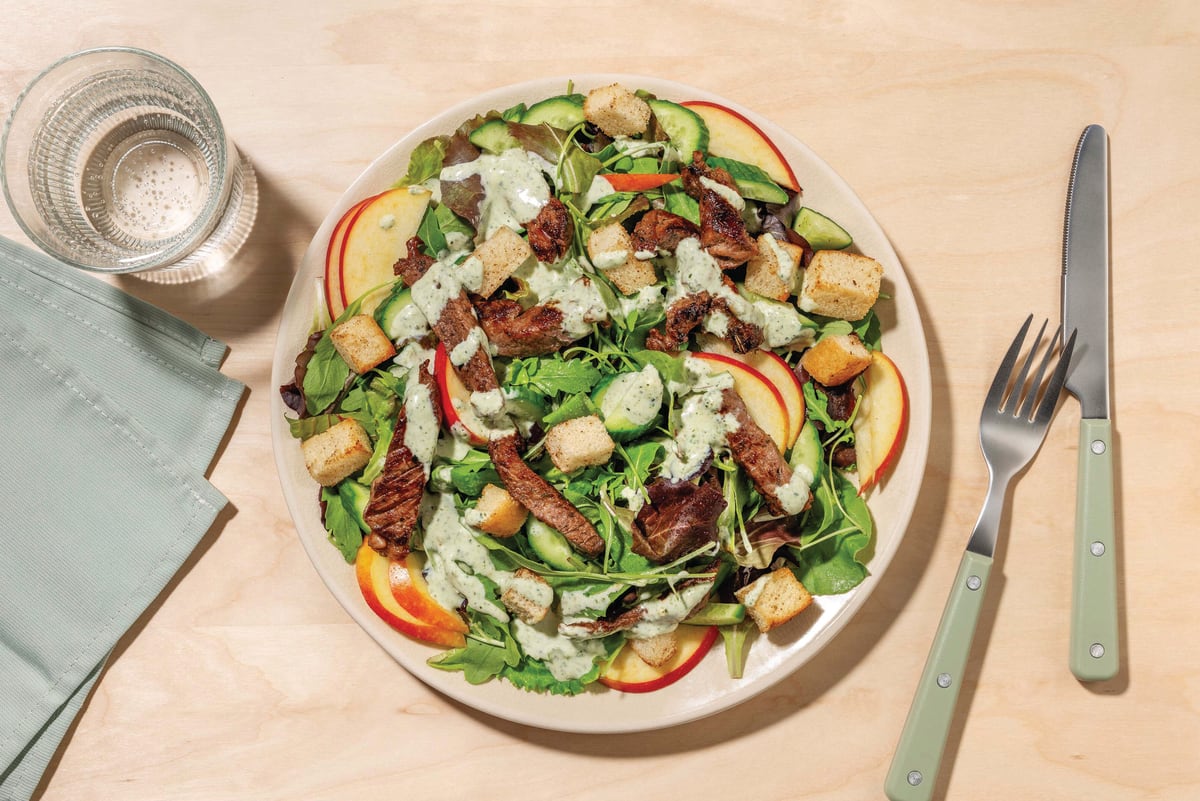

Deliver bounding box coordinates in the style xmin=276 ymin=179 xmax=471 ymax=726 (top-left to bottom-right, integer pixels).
xmin=473 ymin=225 xmax=534 ymax=298
xmin=587 ymin=222 xmax=657 ymax=294
xmin=583 ymin=83 xmax=651 ymax=137
xmin=502 ymin=567 xmax=552 ymax=624
xmin=329 ymin=315 xmax=396 ymax=374
xmin=801 ymin=332 xmax=872 ymax=387
xmin=465 ymin=483 xmax=528 ymax=537
xmin=797 ymin=250 xmax=883 ymax=321
xmin=735 ymin=568 xmax=813 ymax=633
xmin=545 ymin=414 xmax=614 ymax=473
xmin=745 ymin=233 xmax=805 ymax=302
xmin=301 ymin=418 xmax=373 ymax=486
xmin=629 ymin=631 xmax=679 ymax=668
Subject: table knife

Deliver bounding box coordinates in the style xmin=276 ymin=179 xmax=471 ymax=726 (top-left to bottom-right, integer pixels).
xmin=1062 ymin=124 xmax=1119 ymax=681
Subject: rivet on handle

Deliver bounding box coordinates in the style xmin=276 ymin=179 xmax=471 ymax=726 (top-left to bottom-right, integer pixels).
xmin=1090 ymin=440 xmax=1106 ymax=455
xmin=1090 ymin=541 xmax=1106 ymax=556
xmin=1089 ymin=643 xmax=1106 ymax=658
xmin=907 ymin=771 xmax=923 ymax=786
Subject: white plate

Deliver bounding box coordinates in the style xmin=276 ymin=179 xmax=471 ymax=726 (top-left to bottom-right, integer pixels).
xmin=271 ymin=75 xmax=931 ymax=733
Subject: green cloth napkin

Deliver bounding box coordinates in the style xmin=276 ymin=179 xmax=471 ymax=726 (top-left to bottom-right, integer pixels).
xmin=0 ymin=238 xmax=245 ymax=800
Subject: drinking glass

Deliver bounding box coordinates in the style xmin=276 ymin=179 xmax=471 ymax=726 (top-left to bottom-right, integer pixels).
xmin=1 ymin=47 xmax=257 ymax=283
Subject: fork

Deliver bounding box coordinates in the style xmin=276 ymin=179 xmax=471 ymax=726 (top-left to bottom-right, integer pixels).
xmin=884 ymin=316 xmax=1076 ymax=801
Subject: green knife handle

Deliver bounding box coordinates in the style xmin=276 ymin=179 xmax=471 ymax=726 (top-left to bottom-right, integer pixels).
xmin=885 ymin=550 xmax=993 ymax=801
xmin=1070 ymin=418 xmax=1119 ymax=681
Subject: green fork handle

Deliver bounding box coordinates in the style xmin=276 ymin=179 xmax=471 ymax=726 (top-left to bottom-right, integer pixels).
xmin=1070 ymin=418 xmax=1119 ymax=681
xmin=885 ymin=550 xmax=993 ymax=801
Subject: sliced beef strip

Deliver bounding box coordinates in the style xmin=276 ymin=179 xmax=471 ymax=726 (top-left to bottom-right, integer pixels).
xmin=680 ymin=151 xmax=758 ymax=269
xmin=631 ymin=209 xmax=699 ymax=255
xmin=488 ymin=433 xmax=605 ymax=557
xmin=632 ymin=477 xmax=726 ymax=563
xmin=720 ymin=387 xmax=796 ymax=517
xmin=474 ymin=298 xmax=576 ymax=357
xmin=525 ymin=197 xmax=574 ymax=263
xmin=708 ymin=296 xmax=764 ymax=353
xmin=363 ymin=362 xmax=442 ymax=560
xmin=645 ymin=290 xmax=712 ymax=352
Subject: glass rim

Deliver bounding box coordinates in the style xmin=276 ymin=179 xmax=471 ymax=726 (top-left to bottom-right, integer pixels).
xmin=1 ymin=46 xmax=232 ymax=273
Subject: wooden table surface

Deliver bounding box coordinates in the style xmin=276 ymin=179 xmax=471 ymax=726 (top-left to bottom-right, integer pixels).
xmin=3 ymin=2 xmax=1198 ymax=799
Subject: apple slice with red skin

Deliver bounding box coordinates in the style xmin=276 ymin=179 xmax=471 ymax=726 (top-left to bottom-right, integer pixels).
xmin=338 ymin=187 xmax=431 ymax=317
xmin=852 ymin=350 xmax=908 ymax=493
xmin=355 ymin=543 xmax=466 ymax=648
xmin=690 ymin=351 xmax=790 ymax=453
xmin=698 ymin=340 xmax=805 ymax=448
xmin=433 ymin=342 xmax=489 ymax=446
xmin=324 ymin=195 xmax=378 ymax=319
xmin=682 ymin=101 xmax=800 ymax=192
xmin=601 ymin=173 xmax=679 ymax=192
xmin=598 ymin=625 xmax=719 ymax=693
xmin=389 ymin=551 xmax=468 ymax=634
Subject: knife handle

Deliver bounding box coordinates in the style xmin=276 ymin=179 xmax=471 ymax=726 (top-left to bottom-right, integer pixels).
xmin=1070 ymin=417 xmax=1119 ymax=681
xmin=885 ymin=550 xmax=993 ymax=801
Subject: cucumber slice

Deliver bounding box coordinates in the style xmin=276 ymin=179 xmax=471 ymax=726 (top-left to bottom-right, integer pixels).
xmin=526 ymin=518 xmax=584 ymax=571
xmin=789 ymin=420 xmax=823 ymax=487
xmin=684 ymin=601 xmax=746 ymax=626
xmin=521 ymin=94 xmax=586 ymax=130
xmin=647 ymin=99 xmax=709 ymax=159
xmin=338 ymin=480 xmax=372 ymax=534
xmin=792 ymin=207 xmax=852 ymax=250
xmin=590 ymin=367 xmax=663 ymax=442
xmin=468 ymin=118 xmax=520 ymax=154
xmin=707 ymin=155 xmax=789 ymax=205
xmin=373 ymin=285 xmax=420 ymax=340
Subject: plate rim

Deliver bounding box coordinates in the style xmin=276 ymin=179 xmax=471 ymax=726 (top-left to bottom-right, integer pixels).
xmin=271 ymin=73 xmax=932 ymax=734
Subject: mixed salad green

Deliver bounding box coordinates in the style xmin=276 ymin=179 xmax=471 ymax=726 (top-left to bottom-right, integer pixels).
xmin=284 ymin=83 xmax=889 ymax=695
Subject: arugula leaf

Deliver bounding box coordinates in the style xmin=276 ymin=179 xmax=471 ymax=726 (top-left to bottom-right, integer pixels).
xmin=417 ymin=202 xmax=475 ymax=257
xmin=501 ymin=653 xmax=603 ymax=696
xmin=321 ymin=487 xmax=362 ymax=563
xmin=505 ymin=356 xmax=602 ymax=397
xmin=302 ymin=332 xmax=351 ymax=415
xmin=661 ymin=178 xmax=700 ymax=225
xmin=853 ymin=309 xmax=882 ymax=351
xmin=789 ymin=470 xmax=874 ymax=594
xmin=443 ymin=448 xmax=501 ymax=497
xmin=396 ymin=136 xmax=448 ymax=187
xmin=339 ymin=377 xmax=399 ymax=440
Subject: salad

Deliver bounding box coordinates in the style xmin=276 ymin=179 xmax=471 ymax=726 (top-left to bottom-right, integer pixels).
xmin=281 ymin=82 xmax=905 ymax=696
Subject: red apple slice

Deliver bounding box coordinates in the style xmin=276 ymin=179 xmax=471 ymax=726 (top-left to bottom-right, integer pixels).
xmin=698 ymin=339 xmax=804 ymax=448
xmin=355 ymin=543 xmax=466 ymax=648
xmin=339 ymin=187 xmax=431 ymax=317
xmin=434 ymin=342 xmax=488 ymax=446
xmin=691 ymin=351 xmax=789 ymax=452
xmin=852 ymin=351 xmax=908 ymax=493
xmin=389 ymin=551 xmax=468 ymax=634
xmin=682 ymin=101 xmax=800 ymax=192
xmin=325 ymin=195 xmax=377 ymax=319
xmin=598 ymin=625 xmax=718 ymax=693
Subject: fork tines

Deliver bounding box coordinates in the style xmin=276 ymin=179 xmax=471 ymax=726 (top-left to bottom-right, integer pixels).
xmin=989 ymin=315 xmax=1078 ymax=422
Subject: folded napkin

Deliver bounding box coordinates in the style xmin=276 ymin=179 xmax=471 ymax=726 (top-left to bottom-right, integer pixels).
xmin=0 ymin=238 xmax=244 ymax=801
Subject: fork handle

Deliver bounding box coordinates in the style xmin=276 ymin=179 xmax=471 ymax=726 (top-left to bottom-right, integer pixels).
xmin=1070 ymin=418 xmax=1119 ymax=681
xmin=885 ymin=550 xmax=993 ymax=801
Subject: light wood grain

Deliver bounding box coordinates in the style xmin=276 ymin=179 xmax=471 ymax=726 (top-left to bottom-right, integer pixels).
xmin=2 ymin=2 xmax=1199 ymax=799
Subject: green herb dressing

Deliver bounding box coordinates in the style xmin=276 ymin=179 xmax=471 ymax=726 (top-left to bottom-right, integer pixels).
xmin=628 ymin=579 xmax=714 ymax=639
xmin=661 ymin=356 xmax=739 ymax=480
xmin=598 ymin=365 xmax=663 ymax=428
xmin=440 ymin=149 xmax=551 ymax=238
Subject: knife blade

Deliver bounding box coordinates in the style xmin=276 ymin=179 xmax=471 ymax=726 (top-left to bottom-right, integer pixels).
xmin=1062 ymin=124 xmax=1118 ymax=681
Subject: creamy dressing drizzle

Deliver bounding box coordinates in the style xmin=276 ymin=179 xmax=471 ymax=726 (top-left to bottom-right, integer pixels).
xmin=750 ymin=295 xmax=816 ymax=349
xmin=441 ymin=149 xmax=551 ymax=238
xmin=762 ymin=232 xmax=797 ymax=285
xmin=670 ymin=238 xmax=764 ymax=330
xmin=627 ymin=580 xmax=714 ymax=639
xmin=591 ymin=249 xmax=629 ymax=271
xmin=513 ymin=257 xmax=608 ymax=336
xmin=385 ymin=302 xmax=430 ymax=345
xmin=402 ymin=380 xmax=438 ymax=476
xmin=661 ymin=356 xmax=740 ymax=480
xmin=774 ymin=463 xmax=815 ymax=515
xmin=411 ymin=253 xmax=464 ymax=328
xmin=512 ymin=618 xmax=609 ymax=682
xmin=699 ymin=176 xmax=745 ymax=211
xmin=450 ymin=326 xmax=487 ymax=368
xmin=457 ymin=254 xmax=484 ymax=293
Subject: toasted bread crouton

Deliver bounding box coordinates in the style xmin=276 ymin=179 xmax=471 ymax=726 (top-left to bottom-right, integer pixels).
xmin=587 ymin=222 xmax=657 ymax=294
xmin=583 ymin=83 xmax=651 ymax=137
xmin=502 ymin=567 xmax=552 ymax=624
xmin=545 ymin=414 xmax=615 ymax=473
xmin=801 ymin=332 xmax=872 ymax=387
xmin=745 ymin=233 xmax=805 ymax=302
xmin=735 ymin=568 xmax=813 ymax=633
xmin=466 ymin=483 xmax=528 ymax=537
xmin=629 ymin=631 xmax=679 ymax=668
xmin=797 ymin=250 xmax=883 ymax=321
xmin=473 ymin=225 xmax=534 ymax=298
xmin=301 ymin=418 xmax=373 ymax=486
xmin=329 ymin=315 xmax=396 ymax=374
